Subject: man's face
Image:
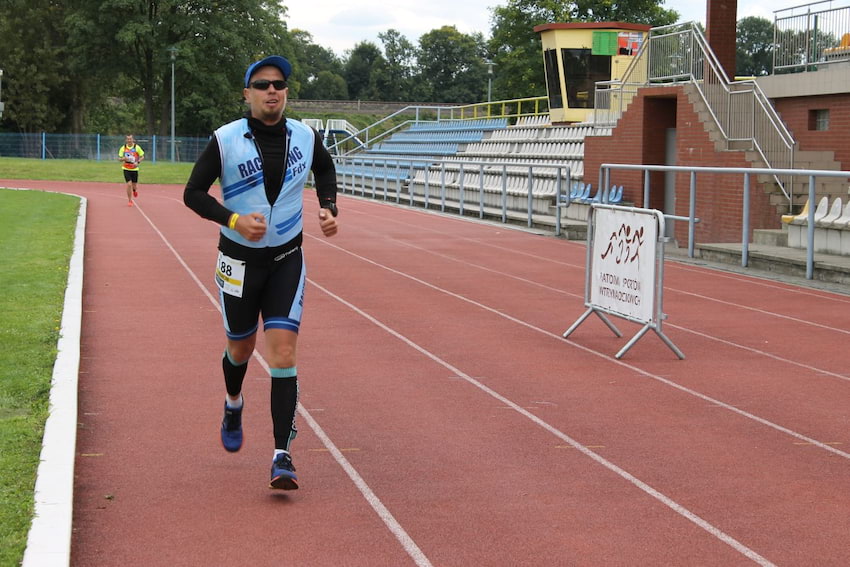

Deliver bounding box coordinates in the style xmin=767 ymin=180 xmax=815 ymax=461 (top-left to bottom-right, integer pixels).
xmin=243 ymin=66 xmax=288 ymax=125
xmin=126 ymin=136 xmax=134 ymax=145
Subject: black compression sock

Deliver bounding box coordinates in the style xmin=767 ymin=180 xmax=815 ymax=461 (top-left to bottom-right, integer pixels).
xmin=270 ymin=367 xmax=298 ymax=451
xmin=222 ymin=350 xmax=249 ymax=398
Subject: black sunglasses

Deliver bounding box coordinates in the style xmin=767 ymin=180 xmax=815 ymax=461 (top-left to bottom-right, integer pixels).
xmin=250 ymin=79 xmax=287 ymax=90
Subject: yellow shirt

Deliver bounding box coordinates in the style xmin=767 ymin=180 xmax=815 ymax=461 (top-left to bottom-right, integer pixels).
xmin=119 ymin=144 xmax=144 ymax=171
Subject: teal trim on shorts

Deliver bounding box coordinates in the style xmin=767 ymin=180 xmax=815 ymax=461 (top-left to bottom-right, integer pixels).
xmin=270 ymin=366 xmax=297 ymax=378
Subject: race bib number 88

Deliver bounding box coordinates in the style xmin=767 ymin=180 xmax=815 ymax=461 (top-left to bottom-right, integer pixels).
xmin=215 ymin=252 xmax=246 ymax=298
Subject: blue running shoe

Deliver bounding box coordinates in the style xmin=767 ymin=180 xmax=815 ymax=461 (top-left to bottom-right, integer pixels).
xmin=270 ymin=452 xmax=298 ymax=490
xmin=220 ymin=401 xmax=243 ymax=452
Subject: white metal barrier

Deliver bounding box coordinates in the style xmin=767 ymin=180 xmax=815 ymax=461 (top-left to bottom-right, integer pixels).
xmin=563 ymin=204 xmax=684 ymax=360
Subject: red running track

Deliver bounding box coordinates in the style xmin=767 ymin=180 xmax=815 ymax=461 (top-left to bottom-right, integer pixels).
xmin=10 ymin=179 xmax=850 ymax=566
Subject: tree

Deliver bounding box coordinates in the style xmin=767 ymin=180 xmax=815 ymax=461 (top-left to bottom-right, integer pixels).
xmin=417 ymin=26 xmax=488 ymax=104
xmin=303 ymin=70 xmax=349 ymax=100
xmin=344 ymin=41 xmax=384 ymax=100
xmin=0 ymin=0 xmax=75 ymax=133
xmin=289 ymin=29 xmax=345 ymax=99
xmin=372 ymin=29 xmax=419 ymax=102
xmin=569 ymin=0 xmax=678 ymax=25
xmin=64 ymin=0 xmax=293 ymax=136
xmin=737 ymin=16 xmax=775 ymax=76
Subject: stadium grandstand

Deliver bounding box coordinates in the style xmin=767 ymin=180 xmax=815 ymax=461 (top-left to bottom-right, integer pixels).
xmin=319 ymin=1 xmax=850 ymax=285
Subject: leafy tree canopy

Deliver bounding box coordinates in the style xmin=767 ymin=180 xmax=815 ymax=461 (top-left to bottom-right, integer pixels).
xmin=736 ymin=16 xmax=774 ymax=76
xmin=0 ymin=0 xmax=783 ymax=135
xmin=418 ymin=26 xmax=489 ymax=104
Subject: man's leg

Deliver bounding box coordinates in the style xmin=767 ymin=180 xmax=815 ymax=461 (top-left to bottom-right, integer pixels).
xmin=266 ymin=329 xmax=300 ymax=489
xmin=220 ymin=335 xmax=256 ymax=452
xmin=217 ymin=260 xmax=262 ymax=452
xmin=224 ymin=337 xmax=255 ymax=397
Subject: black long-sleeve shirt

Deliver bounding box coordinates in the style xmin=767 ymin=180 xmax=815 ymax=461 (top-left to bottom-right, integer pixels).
xmin=183 ymin=115 xmax=338 ymax=228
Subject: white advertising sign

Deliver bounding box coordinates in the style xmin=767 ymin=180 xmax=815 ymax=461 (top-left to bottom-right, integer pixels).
xmin=589 ymin=207 xmax=658 ymax=323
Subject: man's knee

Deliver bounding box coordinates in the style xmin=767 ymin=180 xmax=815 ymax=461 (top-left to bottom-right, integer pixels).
xmin=266 ymin=331 xmax=297 ymax=367
xmin=227 ymin=337 xmax=256 ymax=363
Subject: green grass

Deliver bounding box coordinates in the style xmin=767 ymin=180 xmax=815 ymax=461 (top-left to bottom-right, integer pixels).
xmin=0 ymin=189 xmax=79 ymax=566
xmin=0 ymin=157 xmax=194 ymax=184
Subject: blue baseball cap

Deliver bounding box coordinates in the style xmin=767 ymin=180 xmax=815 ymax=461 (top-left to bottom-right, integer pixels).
xmin=244 ymin=55 xmax=292 ymax=87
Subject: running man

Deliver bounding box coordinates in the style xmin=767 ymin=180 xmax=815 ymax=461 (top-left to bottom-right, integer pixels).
xmin=182 ymin=55 xmax=339 ymax=490
xmin=118 ymin=134 xmax=144 ymax=206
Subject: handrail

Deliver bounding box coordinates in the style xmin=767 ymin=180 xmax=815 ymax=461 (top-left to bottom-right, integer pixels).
xmin=593 ymin=22 xmax=796 ymax=203
xmin=333 ymin=153 xmax=571 ymax=235
xmin=688 ymin=24 xmax=795 ymax=146
xmin=773 ymin=1 xmax=850 ymax=72
xmin=327 ymin=97 xmax=549 ymax=156
xmin=601 ymin=162 xmax=850 ymax=280
xmin=688 ymin=25 xmax=796 ymax=201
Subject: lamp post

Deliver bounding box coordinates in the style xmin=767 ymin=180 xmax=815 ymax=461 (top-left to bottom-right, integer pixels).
xmin=168 ymin=47 xmax=178 ymax=162
xmin=0 ymin=69 xmax=5 ymax=119
xmin=485 ymin=59 xmax=495 ymax=103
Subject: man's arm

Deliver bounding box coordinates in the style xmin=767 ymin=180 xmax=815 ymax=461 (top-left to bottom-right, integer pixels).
xmin=310 ymin=131 xmax=338 ymax=210
xmin=183 ymin=137 xmax=231 ymax=226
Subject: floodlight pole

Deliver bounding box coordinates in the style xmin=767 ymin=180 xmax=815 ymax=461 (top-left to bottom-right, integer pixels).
xmin=485 ymin=60 xmax=495 ymax=103
xmin=0 ymin=69 xmax=5 ymax=119
xmin=168 ymin=47 xmax=178 ymax=162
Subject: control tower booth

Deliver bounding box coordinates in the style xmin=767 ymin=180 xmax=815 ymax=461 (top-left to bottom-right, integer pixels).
xmin=534 ymin=22 xmax=650 ymax=124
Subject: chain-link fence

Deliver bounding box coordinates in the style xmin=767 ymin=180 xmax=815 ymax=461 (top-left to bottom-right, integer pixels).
xmin=0 ymin=133 xmax=210 ymax=162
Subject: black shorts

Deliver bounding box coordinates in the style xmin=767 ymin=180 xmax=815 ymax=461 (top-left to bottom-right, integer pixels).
xmin=216 ymin=239 xmax=306 ymax=340
xmin=123 ymin=170 xmax=139 ymax=183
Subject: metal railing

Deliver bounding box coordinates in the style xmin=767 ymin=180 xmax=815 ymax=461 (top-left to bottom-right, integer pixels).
xmin=333 ymin=154 xmax=571 ymax=235
xmin=332 ymin=152 xmax=850 ymax=281
xmin=599 ymin=162 xmax=850 ymax=279
xmin=774 ymin=0 xmax=850 ymax=71
xmin=593 ymin=22 xmax=796 ymax=202
xmin=327 ymin=97 xmax=549 ymax=157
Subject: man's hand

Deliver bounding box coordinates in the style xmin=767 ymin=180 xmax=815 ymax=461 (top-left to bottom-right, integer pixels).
xmin=235 ymin=213 xmax=267 ymax=241
xmin=318 ymin=208 xmax=338 ymax=237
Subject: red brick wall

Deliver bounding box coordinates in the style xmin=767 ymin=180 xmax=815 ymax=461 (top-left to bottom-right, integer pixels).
xmin=583 ymin=85 xmax=778 ymax=244
xmin=773 ymin=93 xmax=850 ymax=170
xmin=706 ymin=0 xmax=738 ymax=80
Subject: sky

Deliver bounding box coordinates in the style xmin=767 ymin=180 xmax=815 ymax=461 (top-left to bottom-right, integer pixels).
xmin=284 ymin=0 xmax=818 ymax=56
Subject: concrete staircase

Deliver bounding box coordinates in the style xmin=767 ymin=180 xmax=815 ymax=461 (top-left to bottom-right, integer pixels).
xmin=751 ymin=149 xmax=847 ymax=221
xmin=684 ymin=83 xmax=847 ymax=219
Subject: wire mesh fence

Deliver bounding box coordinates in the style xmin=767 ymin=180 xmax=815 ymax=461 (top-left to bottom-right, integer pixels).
xmin=0 ymin=133 xmax=210 ymax=162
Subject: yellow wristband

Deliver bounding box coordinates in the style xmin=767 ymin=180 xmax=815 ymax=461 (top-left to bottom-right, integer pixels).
xmin=228 ymin=213 xmax=239 ymax=230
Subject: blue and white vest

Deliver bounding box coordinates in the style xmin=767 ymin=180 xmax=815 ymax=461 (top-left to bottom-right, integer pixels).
xmin=215 ymin=117 xmax=315 ymax=248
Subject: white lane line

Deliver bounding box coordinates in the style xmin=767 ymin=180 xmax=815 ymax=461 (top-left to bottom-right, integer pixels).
xmin=349 ymin=202 xmax=850 ymax=307
xmin=309 ymin=279 xmax=776 ymax=567
xmin=308 ymin=234 xmax=850 ymax=461
xmin=134 ymin=204 xmax=434 ymax=567
xmin=670 ymin=288 xmax=850 ymax=334
xmin=384 ymin=237 xmax=850 ymax=383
